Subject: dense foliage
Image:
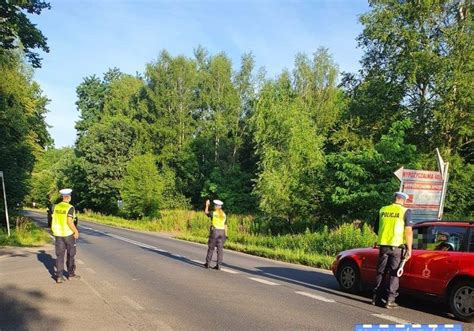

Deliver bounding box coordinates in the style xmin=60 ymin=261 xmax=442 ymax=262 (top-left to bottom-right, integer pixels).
xmin=0 ymin=0 xmax=50 ymax=68
xmin=15 ymin=0 xmax=474 ymax=236
xmin=0 ymin=1 xmax=51 ymax=229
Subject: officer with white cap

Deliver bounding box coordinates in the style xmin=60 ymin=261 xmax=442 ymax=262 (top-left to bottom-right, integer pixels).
xmin=372 ymin=191 xmax=413 ymax=308
xmin=51 ymin=188 xmax=80 ymax=283
xmin=203 ymin=199 xmax=227 ymax=270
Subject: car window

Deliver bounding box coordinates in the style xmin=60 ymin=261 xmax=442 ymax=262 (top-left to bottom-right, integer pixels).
xmin=413 ymin=225 xmax=468 ymax=252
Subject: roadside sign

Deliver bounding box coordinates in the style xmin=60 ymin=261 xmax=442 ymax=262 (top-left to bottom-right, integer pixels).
xmin=396 ymin=169 xmax=443 ymax=222
xmin=0 ymin=171 xmax=10 ymax=237
xmin=393 ymin=149 xmax=449 ymax=223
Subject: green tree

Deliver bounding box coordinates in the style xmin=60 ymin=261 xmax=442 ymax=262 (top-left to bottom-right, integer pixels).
xmin=75 ymin=68 xmax=124 ymax=140
xmin=325 ymin=120 xmax=419 ymax=224
xmin=193 ymin=52 xmax=260 ymax=212
xmin=120 ymin=154 xmax=164 ymax=218
xmin=75 ymin=116 xmax=144 ymax=214
xmin=0 ymin=52 xmax=51 ymax=219
xmin=252 ymin=72 xmax=325 ymax=225
xmin=0 ymin=0 xmax=50 ymax=68
xmin=28 ymin=147 xmax=75 ymax=207
xmin=143 ymin=52 xmax=200 ymax=204
xmin=341 ymin=0 xmax=474 ymax=217
xmin=357 ymin=0 xmax=473 ymax=155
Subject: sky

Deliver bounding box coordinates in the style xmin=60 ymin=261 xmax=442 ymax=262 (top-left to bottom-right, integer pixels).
xmin=31 ymin=0 xmax=370 ymax=148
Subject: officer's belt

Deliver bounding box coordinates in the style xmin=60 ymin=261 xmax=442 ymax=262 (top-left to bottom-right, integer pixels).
xmin=379 ymin=245 xmax=402 ymax=250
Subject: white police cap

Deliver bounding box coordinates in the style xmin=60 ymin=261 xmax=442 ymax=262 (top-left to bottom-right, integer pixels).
xmin=394 ymin=191 xmax=409 ymax=200
xmin=213 ymin=199 xmax=223 ymax=206
xmin=59 ymin=188 xmax=73 ymax=196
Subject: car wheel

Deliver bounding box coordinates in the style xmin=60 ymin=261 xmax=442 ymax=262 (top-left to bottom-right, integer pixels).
xmin=448 ymin=280 xmax=473 ymax=322
xmin=337 ymin=260 xmax=361 ymax=293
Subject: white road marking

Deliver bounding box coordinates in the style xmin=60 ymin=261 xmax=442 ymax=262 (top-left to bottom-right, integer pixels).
xmin=220 ymin=267 xmax=239 ymax=274
xmin=248 ymin=277 xmax=279 ymax=286
xmin=372 ymin=313 xmax=411 ymax=325
xmin=155 ymin=248 xmax=168 ymax=253
xmin=295 ymin=291 xmax=335 ymax=303
xmin=85 ymin=267 xmax=96 ymax=274
xmin=76 ymin=259 xmax=85 ymax=265
xmin=122 ymin=296 xmax=144 ymax=310
xmin=107 ymin=233 xmax=158 ymax=251
xmin=191 ymin=259 xmax=202 ymax=264
xmin=173 ymin=254 xmax=183 ymax=258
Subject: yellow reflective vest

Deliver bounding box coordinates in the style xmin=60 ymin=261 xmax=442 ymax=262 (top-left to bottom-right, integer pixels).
xmin=51 ymin=202 xmax=75 ymax=237
xmin=377 ymin=203 xmax=407 ymax=247
xmin=211 ymin=211 xmax=226 ymax=230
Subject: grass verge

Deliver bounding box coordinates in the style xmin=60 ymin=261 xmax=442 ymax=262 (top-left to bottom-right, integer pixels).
xmin=0 ymin=216 xmax=51 ymax=247
xmin=176 ymin=233 xmax=335 ymax=269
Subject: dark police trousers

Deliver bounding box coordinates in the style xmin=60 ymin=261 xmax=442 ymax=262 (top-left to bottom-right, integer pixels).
xmin=55 ymin=235 xmax=77 ymax=277
xmin=205 ymin=228 xmax=226 ymax=266
xmin=373 ymin=246 xmax=402 ymax=303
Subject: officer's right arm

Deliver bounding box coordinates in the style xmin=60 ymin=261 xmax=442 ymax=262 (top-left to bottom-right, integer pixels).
xmin=204 ymin=200 xmax=211 ymax=217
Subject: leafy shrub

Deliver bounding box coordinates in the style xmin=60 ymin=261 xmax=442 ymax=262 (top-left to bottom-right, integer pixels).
xmin=0 ymin=217 xmax=50 ymax=246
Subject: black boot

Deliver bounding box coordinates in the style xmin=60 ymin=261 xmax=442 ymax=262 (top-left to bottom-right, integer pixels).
xmin=213 ymin=265 xmax=221 ymax=270
xmin=203 ymin=263 xmax=209 ymax=269
xmin=385 ymin=301 xmax=399 ymax=309
xmin=371 ymin=293 xmax=378 ymax=306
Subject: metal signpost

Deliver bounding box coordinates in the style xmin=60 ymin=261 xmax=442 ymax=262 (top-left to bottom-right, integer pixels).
xmin=0 ymin=171 xmax=10 ymax=237
xmin=394 ymin=149 xmax=449 ymax=223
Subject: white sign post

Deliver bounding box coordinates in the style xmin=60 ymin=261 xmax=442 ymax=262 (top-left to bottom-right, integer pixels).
xmin=393 ymin=149 xmax=449 ymax=223
xmin=436 ymin=148 xmax=449 ymax=219
xmin=0 ymin=171 xmax=10 ymax=237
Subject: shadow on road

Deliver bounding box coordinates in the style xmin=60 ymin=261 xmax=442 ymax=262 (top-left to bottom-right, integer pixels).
xmin=0 ymin=285 xmax=63 ymax=330
xmin=226 ymin=265 xmax=459 ymax=323
xmin=140 ymin=246 xmax=206 ymax=269
xmin=223 ymin=264 xmax=370 ymax=305
xmin=36 ymin=250 xmax=56 ymax=280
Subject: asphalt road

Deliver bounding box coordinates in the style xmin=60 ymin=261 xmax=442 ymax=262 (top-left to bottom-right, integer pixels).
xmin=19 ymin=210 xmax=470 ymax=330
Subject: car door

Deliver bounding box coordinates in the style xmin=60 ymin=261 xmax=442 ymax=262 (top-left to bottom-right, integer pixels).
xmin=402 ymin=225 xmax=469 ymax=296
xmin=359 ymin=247 xmax=380 ymax=286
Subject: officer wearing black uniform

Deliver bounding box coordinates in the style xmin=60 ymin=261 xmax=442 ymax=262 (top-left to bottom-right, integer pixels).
xmin=372 ymin=192 xmax=413 ymax=308
xmin=203 ymin=199 xmax=227 ymax=270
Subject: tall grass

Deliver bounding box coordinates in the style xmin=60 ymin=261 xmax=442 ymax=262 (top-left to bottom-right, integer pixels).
xmin=0 ymin=216 xmax=51 ymax=247
xmin=78 ymin=209 xmax=376 ymax=269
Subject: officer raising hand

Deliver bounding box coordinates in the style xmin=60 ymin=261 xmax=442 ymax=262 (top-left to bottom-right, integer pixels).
xmin=203 ymin=199 xmax=227 ymax=270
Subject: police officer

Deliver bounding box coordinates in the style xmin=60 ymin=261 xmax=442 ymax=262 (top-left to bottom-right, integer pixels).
xmin=51 ymin=189 xmax=80 ymax=283
xmin=372 ymin=191 xmax=413 ymax=308
xmin=203 ymin=199 xmax=227 ymax=270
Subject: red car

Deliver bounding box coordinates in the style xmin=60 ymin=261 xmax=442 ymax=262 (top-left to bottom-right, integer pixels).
xmin=332 ymin=221 xmax=474 ymax=322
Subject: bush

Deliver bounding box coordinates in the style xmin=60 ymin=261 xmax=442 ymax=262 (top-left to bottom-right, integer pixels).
xmin=0 ymin=216 xmax=51 ymax=246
